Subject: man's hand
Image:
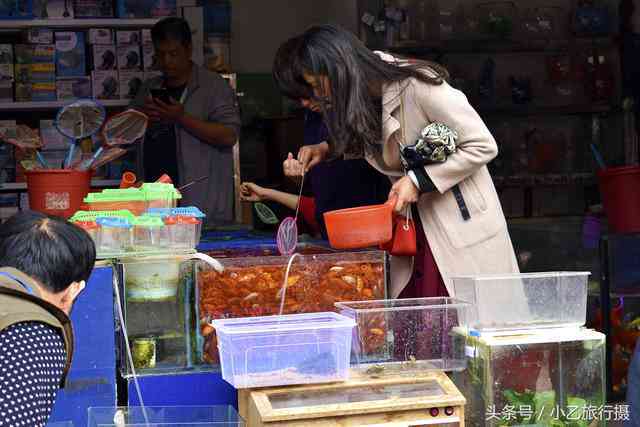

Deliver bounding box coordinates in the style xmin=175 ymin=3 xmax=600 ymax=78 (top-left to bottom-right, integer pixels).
xmin=144 ymin=97 xmax=185 ymax=123
xmin=283 ymin=152 xmax=304 ymax=178
xmin=389 ymin=176 xmax=419 ymax=213
xmin=240 ymin=182 xmax=268 ymax=202
xmin=297 ymin=142 xmax=329 ymax=172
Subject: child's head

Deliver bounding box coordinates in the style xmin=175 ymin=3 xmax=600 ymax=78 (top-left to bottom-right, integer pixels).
xmin=0 ymin=211 xmax=96 ymax=314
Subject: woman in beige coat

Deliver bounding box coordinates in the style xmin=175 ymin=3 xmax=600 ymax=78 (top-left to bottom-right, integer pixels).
xmin=276 ymin=25 xmax=519 ymax=298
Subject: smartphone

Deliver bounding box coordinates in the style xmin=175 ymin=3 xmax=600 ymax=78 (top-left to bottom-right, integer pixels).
xmin=150 ymin=88 xmax=172 ymax=104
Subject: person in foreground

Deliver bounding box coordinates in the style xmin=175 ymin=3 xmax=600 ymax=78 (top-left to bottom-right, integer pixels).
xmin=275 ymin=25 xmax=519 ymax=298
xmin=0 ymin=211 xmax=96 ymax=427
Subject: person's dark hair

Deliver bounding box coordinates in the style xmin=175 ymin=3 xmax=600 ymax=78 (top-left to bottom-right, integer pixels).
xmin=273 ymin=36 xmax=313 ymax=101
xmin=0 ymin=211 xmax=96 ymax=293
xmin=151 ymin=17 xmax=192 ymax=47
xmin=288 ymin=25 xmax=448 ymax=157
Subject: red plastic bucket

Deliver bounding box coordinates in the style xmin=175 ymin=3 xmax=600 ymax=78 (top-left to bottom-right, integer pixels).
xmin=25 ymin=169 xmax=92 ymax=219
xmin=598 ymin=166 xmax=640 ymax=233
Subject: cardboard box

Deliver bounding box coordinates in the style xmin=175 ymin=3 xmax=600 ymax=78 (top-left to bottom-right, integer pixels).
xmin=204 ymin=36 xmax=230 ymax=73
xmin=26 ymin=28 xmax=54 ymax=44
xmin=57 ymin=77 xmax=92 ymax=100
xmin=32 ymin=45 xmax=56 ymax=63
xmin=141 ymin=29 xmax=153 ymax=45
xmin=0 ymin=45 xmax=12 ymax=87
xmin=142 ymin=44 xmax=158 ymax=71
xmin=14 ymin=45 xmax=33 ymax=64
xmin=117 ymin=0 xmax=176 ymax=18
xmin=89 ymin=28 xmax=114 ymax=45
xmin=119 ymin=71 xmax=144 ymax=100
xmin=40 ymin=120 xmax=68 ymax=151
xmin=31 ymin=82 xmax=57 ymax=101
xmin=33 ymin=0 xmax=74 ymax=18
xmin=92 ymin=45 xmax=117 ymax=71
xmin=116 ymin=30 xmax=141 ymax=46
xmin=181 ymin=6 xmax=203 ymax=66
xmin=74 ymin=0 xmax=114 ymax=17
xmin=143 ymin=71 xmax=163 ymax=83
xmin=117 ymin=45 xmax=141 ymax=70
xmin=92 ymin=70 xmax=119 ymax=99
xmin=55 ymin=32 xmax=86 ymax=77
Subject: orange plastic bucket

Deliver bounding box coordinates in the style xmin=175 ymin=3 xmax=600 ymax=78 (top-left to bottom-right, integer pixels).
xmin=25 ymin=169 xmax=92 ymax=219
xmin=323 ymin=197 xmax=396 ymax=249
xmin=598 ymin=166 xmax=640 ymax=233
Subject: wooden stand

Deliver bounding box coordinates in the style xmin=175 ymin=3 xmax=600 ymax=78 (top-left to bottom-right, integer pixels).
xmin=238 ymin=370 xmax=466 ymax=427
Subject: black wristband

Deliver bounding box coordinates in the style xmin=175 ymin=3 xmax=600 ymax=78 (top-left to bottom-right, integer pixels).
xmin=411 ymin=167 xmax=436 ymax=193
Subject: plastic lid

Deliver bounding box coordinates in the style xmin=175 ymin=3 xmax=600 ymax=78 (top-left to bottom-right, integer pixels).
xmin=140 ymin=183 xmax=182 ymax=201
xmin=84 ymin=189 xmax=146 ymax=203
xmin=132 ymin=216 xmax=164 ymax=227
xmin=171 ymin=207 xmax=206 ymax=219
xmin=75 ymin=221 xmax=99 ymax=230
xmin=211 ymin=312 xmax=356 ymax=334
xmin=70 ymin=209 xmax=136 ymax=222
xmin=144 ymin=208 xmax=173 ymax=218
xmin=163 ymin=215 xmax=200 ymax=225
xmin=96 ymin=217 xmax=132 ymax=229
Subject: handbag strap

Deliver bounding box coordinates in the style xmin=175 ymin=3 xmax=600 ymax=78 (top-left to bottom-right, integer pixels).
xmin=397 ymin=81 xmax=412 ymax=227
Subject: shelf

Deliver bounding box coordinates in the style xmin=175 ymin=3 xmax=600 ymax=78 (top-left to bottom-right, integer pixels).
xmin=477 ymin=104 xmax=614 ymax=117
xmin=0 ymin=179 xmax=119 ymax=192
xmin=374 ymin=36 xmax=616 ymax=56
xmin=494 ymin=173 xmax=596 ymax=187
xmin=0 ymin=99 xmax=129 ymax=111
xmin=0 ymin=18 xmax=160 ymax=31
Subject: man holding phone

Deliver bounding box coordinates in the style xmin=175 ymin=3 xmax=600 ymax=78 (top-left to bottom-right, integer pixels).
xmin=132 ymin=17 xmax=240 ymax=225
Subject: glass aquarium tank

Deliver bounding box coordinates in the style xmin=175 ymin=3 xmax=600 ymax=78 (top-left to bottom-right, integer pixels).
xmin=196 ymin=250 xmax=387 ymax=365
xmin=451 ymin=328 xmax=606 ymax=427
xmin=88 ymin=405 xmax=244 ymax=426
xmin=118 ymin=256 xmax=199 ymax=377
xmin=335 ymin=298 xmax=469 ymax=374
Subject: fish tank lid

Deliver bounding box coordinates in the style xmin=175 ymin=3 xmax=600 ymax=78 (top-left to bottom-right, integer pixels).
xmin=454 ymin=326 xmax=605 ymax=346
xmin=211 ymin=312 xmax=355 ymax=334
xmin=335 ymin=297 xmax=470 ymax=313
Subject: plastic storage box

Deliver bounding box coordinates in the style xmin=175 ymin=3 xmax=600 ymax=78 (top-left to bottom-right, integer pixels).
xmin=84 ymin=189 xmax=147 ymax=215
xmin=212 ymin=312 xmax=356 ymax=388
xmin=452 ymin=272 xmax=589 ymax=332
xmin=96 ymin=217 xmax=132 ymax=253
xmin=165 ymin=215 xmax=201 ymax=249
xmin=132 ymin=215 xmax=164 ymax=250
xmin=335 ymin=297 xmax=469 ymax=373
xmin=140 ymin=182 xmax=181 ymax=209
xmin=451 ymin=328 xmax=605 ymax=427
xmin=88 ymin=405 xmax=244 ymax=426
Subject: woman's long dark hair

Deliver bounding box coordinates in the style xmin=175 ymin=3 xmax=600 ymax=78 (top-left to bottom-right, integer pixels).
xmin=277 ymin=25 xmax=448 ymax=157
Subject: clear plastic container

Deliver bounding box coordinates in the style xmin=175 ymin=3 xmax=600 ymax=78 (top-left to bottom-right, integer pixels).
xmin=132 ymin=216 xmax=165 ymax=250
xmin=96 ymin=217 xmax=132 ymax=254
xmin=88 ymin=406 xmax=244 ymax=427
xmin=211 ymin=312 xmax=356 ymax=388
xmin=141 ymin=183 xmax=182 ymax=209
xmin=74 ymin=220 xmax=101 ymax=248
xmin=165 ymin=215 xmax=201 ymax=249
xmin=451 ymin=272 xmax=590 ymax=332
xmin=84 ymin=189 xmax=148 ymax=215
xmin=335 ymin=297 xmax=469 ymax=373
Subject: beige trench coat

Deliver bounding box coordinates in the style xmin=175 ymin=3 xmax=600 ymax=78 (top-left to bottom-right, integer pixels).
xmin=365 ymin=76 xmax=520 ymax=298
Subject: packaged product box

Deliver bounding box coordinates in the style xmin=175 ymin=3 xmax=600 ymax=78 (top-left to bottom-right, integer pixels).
xmin=204 ymin=36 xmax=230 ymax=73
xmin=141 ymin=29 xmax=153 ymax=45
xmin=56 ymin=77 xmax=92 ymax=100
xmin=0 ymin=45 xmax=13 ymax=83
xmin=32 ymin=45 xmax=56 ymax=63
xmin=0 ymin=81 xmax=11 ymax=102
xmin=31 ymin=82 xmax=57 ymax=101
xmin=55 ymin=32 xmax=86 ymax=77
xmin=117 ymin=45 xmax=141 ymax=71
xmin=116 ymin=30 xmax=141 ymax=46
xmin=117 ymin=0 xmax=176 ymax=18
xmin=92 ymin=45 xmax=117 ymax=71
xmin=89 ymin=28 xmax=114 ymax=45
xmin=92 ymin=70 xmax=119 ymax=99
xmin=26 ymin=28 xmax=54 ymax=44
xmin=142 ymin=44 xmax=158 ymax=71
xmin=119 ymin=70 xmax=144 ymax=100
xmin=33 ymin=0 xmax=74 ymax=19
xmin=14 ymin=83 xmax=32 ymax=101
xmin=40 ymin=119 xmax=68 ymax=151
xmin=73 ymin=0 xmax=114 ymax=17
xmin=14 ymin=45 xmax=33 ymax=64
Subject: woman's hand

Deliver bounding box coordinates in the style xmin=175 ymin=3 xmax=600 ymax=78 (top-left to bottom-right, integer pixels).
xmin=283 ymin=153 xmax=304 ymax=178
xmin=297 ymin=142 xmax=329 ymax=172
xmin=389 ymin=176 xmax=419 ymax=213
xmin=240 ymin=182 xmax=268 ymax=202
